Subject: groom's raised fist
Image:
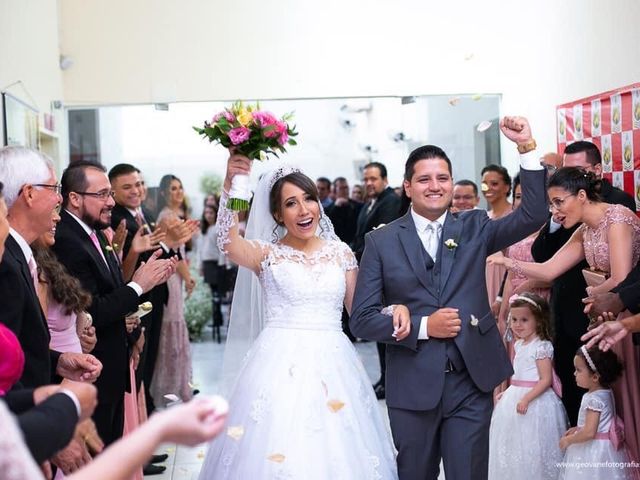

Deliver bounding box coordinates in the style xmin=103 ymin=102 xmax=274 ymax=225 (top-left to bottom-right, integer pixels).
xmin=427 ymin=308 xmax=461 ymax=338
xmin=500 ymin=116 xmax=533 ymax=146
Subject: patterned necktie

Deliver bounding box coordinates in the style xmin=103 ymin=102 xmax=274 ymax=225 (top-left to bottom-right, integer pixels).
xmin=424 ymin=222 xmax=441 ymax=261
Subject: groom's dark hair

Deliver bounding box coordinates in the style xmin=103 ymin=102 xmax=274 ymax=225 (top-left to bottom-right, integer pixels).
xmin=404 ymin=145 xmax=452 ymax=181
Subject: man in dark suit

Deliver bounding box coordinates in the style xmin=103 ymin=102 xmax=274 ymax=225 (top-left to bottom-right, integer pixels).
xmin=53 ymin=161 xmax=177 ymax=447
xmin=0 ymin=147 xmax=103 ymax=472
xmin=326 ymin=177 xmax=363 ymax=246
xmin=351 ymin=117 xmax=548 ymax=479
xmin=109 ymin=163 xmax=195 ymax=416
xmin=351 ymin=161 xmax=401 ymax=398
xmin=531 ymin=140 xmax=637 ymax=425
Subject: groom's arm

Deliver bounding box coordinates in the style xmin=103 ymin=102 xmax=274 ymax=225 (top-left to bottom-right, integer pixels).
xmin=486 ymin=153 xmax=548 ymax=254
xmin=350 ymin=233 xmax=421 ymax=351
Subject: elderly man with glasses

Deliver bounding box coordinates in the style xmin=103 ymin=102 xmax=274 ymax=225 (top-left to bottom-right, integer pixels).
xmin=52 ymin=160 xmax=178 ymax=448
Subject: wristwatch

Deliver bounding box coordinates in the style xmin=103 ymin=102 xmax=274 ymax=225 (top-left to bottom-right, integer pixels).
xmin=517 ymin=139 xmax=537 ymax=154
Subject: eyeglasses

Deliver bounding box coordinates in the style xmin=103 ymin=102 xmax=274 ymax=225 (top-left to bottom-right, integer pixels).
xmin=54 ymin=204 xmax=62 ymax=214
xmin=549 ymin=193 xmax=574 ymax=211
xmin=74 ymin=190 xmax=116 ymax=201
xmin=32 ymin=183 xmax=62 ymax=195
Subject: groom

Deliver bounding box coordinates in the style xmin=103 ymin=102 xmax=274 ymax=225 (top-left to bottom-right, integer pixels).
xmin=350 ymin=117 xmax=548 ymax=480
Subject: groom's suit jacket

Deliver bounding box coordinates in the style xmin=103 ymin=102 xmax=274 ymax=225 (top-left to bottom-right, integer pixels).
xmin=350 ymin=167 xmax=548 ymax=411
xmin=53 ymin=210 xmax=140 ymax=403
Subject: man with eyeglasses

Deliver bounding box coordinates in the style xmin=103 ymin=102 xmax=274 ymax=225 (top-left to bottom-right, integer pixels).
xmin=0 ymin=147 xmax=104 ymax=473
xmin=450 ymin=180 xmax=480 ymax=212
xmin=531 ymin=141 xmax=636 ymax=425
xmin=539 ymin=152 xmax=562 ymax=176
xmin=53 ymin=160 xmax=178 ymax=448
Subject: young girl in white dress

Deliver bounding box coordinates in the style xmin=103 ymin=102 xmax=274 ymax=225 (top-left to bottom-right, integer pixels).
xmin=489 ymin=292 xmax=568 ymax=479
xmin=198 ymin=155 xmax=399 ymax=479
xmin=560 ymin=346 xmax=632 ymax=480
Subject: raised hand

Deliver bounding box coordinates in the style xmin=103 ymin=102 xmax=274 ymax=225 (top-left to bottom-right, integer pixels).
xmin=112 ymin=219 xmax=127 ymax=254
xmin=224 ymin=153 xmax=252 ymax=192
xmin=427 ymin=308 xmax=461 ymax=338
xmin=131 ymin=224 xmax=165 ymax=253
xmin=500 ymin=116 xmax=533 ymax=146
xmin=131 ymin=249 xmax=179 ymax=293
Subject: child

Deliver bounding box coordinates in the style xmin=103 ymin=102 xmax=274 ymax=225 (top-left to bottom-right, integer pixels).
xmin=489 ymin=293 xmax=569 ymax=479
xmin=560 ymin=346 xmax=632 ymax=480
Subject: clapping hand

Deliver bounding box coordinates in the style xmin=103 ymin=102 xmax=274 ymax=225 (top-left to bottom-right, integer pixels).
xmin=161 ymin=218 xmax=199 ymax=249
xmin=131 ymin=225 xmax=165 ymax=253
xmin=132 ymin=249 xmax=179 ymax=293
xmin=112 ymin=219 xmax=127 ymax=254
xmin=499 ymin=116 xmax=533 ymax=145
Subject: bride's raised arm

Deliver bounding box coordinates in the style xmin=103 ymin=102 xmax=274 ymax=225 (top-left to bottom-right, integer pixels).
xmin=217 ymin=154 xmax=265 ymax=274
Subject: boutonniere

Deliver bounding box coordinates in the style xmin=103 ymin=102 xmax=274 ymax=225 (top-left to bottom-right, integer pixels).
xmin=104 ymin=245 xmax=113 ymax=253
xmin=373 ymin=223 xmax=386 ymax=230
xmin=444 ymin=238 xmax=458 ymax=250
xmin=470 ymin=314 xmax=479 ymax=327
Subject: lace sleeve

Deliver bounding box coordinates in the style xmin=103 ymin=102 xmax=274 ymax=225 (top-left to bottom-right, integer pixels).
xmin=216 ymin=191 xmax=238 ymax=254
xmin=338 ymin=241 xmax=358 ymax=271
xmin=534 ymin=340 xmax=554 ymax=360
xmin=585 ymin=395 xmax=606 ymax=412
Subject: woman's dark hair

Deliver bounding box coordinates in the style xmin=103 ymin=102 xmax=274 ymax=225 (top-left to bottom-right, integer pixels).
xmin=576 ymin=345 xmax=623 ymax=388
xmin=548 ymin=167 xmax=601 ymax=202
xmin=481 ymin=164 xmax=512 ymax=196
xmin=157 ymin=174 xmax=181 ymax=212
xmin=32 ymin=246 xmax=91 ymax=315
xmin=269 ymin=173 xmax=319 ymax=224
xmin=509 ymin=292 xmax=553 ymax=341
xmin=512 ymin=174 xmax=521 ymax=203
xmin=200 ymin=204 xmax=218 ymax=234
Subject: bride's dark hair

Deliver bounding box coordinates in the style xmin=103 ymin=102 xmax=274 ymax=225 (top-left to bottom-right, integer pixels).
xmin=269 ymin=172 xmax=320 ymax=225
xmin=547 ymin=167 xmax=601 ymax=201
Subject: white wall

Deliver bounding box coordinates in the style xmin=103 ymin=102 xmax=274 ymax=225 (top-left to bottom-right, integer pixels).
xmin=0 ymin=0 xmax=67 ymax=170
xmin=59 ymin=0 xmax=640 ymax=172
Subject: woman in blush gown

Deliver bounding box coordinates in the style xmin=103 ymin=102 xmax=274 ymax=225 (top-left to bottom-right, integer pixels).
xmin=491 ymin=167 xmax=640 ymax=462
xmin=198 ymin=155 xmax=398 ymax=479
xmin=150 ymin=175 xmax=195 ymax=407
xmin=482 ymin=165 xmax=513 ymax=314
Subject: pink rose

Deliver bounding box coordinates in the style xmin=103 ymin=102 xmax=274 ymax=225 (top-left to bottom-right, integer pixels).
xmin=253 ymin=111 xmax=278 ymax=128
xmin=278 ymin=131 xmax=289 ymax=145
xmin=228 ymin=126 xmax=250 ymax=145
xmin=212 ymin=111 xmax=235 ymax=124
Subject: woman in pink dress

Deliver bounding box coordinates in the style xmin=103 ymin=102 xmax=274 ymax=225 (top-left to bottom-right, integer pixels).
xmin=482 ymin=165 xmax=513 ymax=313
xmin=490 ymin=167 xmax=640 ymax=462
xmin=150 ymin=175 xmax=194 ymax=407
xmin=33 ymin=217 xmax=105 ymax=477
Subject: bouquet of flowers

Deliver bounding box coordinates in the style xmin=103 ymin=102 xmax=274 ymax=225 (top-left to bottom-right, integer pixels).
xmin=193 ymin=101 xmax=298 ymax=210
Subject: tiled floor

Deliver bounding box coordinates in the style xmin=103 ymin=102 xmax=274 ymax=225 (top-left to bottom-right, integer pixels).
xmin=144 ymin=334 xmax=387 ymax=479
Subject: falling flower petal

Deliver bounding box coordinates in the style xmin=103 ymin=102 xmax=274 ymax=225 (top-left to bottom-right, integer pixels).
xmin=471 ymin=94 xmax=483 ymax=101
xmin=321 ymin=380 xmax=328 ymax=397
xmin=197 ymin=451 xmax=205 ymax=459
xmin=327 ymin=399 xmax=345 ymax=412
xmin=188 ymin=381 xmax=200 ymax=389
xmin=477 ymin=120 xmax=492 ymax=132
xmin=267 ymin=453 xmax=286 ymax=463
xmin=464 ymin=53 xmax=475 ymax=61
xmin=227 ymin=426 xmax=245 ymax=440
xmin=481 ymin=183 xmax=489 ymax=192
xmin=448 ymin=97 xmax=461 ymax=106
xmin=164 ymin=394 xmax=180 ymax=402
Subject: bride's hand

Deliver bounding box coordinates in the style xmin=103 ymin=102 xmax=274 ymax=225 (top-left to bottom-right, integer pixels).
xmin=224 ymin=153 xmax=252 ymax=192
xmin=392 ymin=305 xmax=411 ymax=341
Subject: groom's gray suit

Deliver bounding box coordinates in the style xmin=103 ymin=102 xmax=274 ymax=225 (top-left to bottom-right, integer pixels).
xmin=350 ymin=166 xmax=548 ymax=480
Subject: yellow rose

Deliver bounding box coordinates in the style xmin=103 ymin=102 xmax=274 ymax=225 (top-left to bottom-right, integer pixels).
xmin=236 ymin=109 xmax=253 ymax=126
xmin=575 ymin=117 xmax=582 ymax=132
xmin=634 ymin=102 xmax=640 ymax=121
xmin=603 ymin=149 xmax=611 ymax=164
xmin=624 ymin=145 xmax=632 ymax=163
xmin=613 ymin=107 xmax=620 ymax=125
xmin=559 ymin=121 xmax=565 ymax=135
xmin=593 ymin=112 xmax=600 ymax=129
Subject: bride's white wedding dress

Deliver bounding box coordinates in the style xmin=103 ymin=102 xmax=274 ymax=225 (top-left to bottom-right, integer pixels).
xmin=198 ymin=239 xmax=398 ymax=479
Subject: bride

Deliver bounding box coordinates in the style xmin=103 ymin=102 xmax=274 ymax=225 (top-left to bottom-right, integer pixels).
xmin=198 ymin=154 xmax=398 ymax=479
